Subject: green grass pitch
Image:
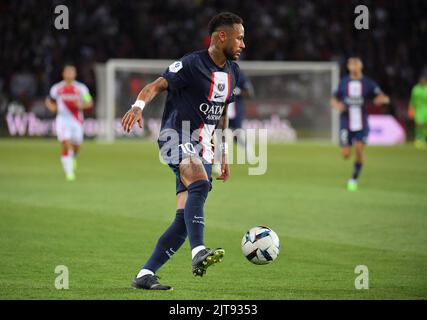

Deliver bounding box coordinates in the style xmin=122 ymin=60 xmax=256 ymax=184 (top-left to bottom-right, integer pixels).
xmin=0 ymin=138 xmax=426 ymax=299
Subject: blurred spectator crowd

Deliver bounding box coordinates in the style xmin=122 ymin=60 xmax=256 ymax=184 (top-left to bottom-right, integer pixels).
xmin=0 ymin=0 xmax=426 ymax=122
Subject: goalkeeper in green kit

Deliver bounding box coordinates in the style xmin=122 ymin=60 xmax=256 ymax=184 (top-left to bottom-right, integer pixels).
xmin=408 ymin=68 xmax=427 ymax=149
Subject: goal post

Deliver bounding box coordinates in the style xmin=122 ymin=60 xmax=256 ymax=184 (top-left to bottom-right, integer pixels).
xmin=95 ymin=59 xmax=340 ymax=143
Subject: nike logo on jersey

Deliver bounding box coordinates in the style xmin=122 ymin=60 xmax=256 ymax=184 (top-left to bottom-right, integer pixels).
xmin=214 ymin=94 xmax=224 ymax=99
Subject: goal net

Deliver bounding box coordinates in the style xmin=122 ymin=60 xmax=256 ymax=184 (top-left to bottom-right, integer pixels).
xmin=95 ymin=60 xmax=340 ymax=143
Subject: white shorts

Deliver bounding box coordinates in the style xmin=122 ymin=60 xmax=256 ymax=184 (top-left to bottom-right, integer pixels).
xmin=56 ymin=117 xmax=84 ymax=145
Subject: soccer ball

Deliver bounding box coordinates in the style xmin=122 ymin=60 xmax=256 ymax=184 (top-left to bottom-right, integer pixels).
xmin=241 ymin=226 xmax=280 ymax=265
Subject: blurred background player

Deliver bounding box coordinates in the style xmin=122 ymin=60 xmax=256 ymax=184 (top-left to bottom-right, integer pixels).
xmin=45 ymin=64 xmax=93 ymax=181
xmin=330 ymin=57 xmax=390 ymax=191
xmin=408 ymin=68 xmax=427 ymax=149
xmin=213 ymin=69 xmax=254 ymax=175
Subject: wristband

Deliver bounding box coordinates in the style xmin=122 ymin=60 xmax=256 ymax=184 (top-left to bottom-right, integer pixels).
xmin=132 ymin=100 xmax=146 ymax=111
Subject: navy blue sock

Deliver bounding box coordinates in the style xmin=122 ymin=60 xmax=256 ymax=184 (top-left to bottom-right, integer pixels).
xmin=143 ymin=209 xmax=187 ymax=273
xmin=352 ymin=161 xmax=363 ymax=180
xmin=184 ymin=180 xmax=210 ymax=249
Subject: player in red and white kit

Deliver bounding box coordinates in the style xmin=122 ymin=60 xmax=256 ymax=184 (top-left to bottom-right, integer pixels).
xmin=45 ymin=64 xmax=93 ymax=181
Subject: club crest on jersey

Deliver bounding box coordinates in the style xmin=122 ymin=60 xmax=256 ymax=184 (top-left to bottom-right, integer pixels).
xmin=209 ymin=72 xmax=230 ymax=103
xmin=168 ymin=61 xmax=183 ymax=73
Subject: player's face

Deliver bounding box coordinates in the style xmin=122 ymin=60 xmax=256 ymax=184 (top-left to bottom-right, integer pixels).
xmin=62 ymin=66 xmax=77 ymax=82
xmin=223 ymin=24 xmax=245 ymax=60
xmin=347 ymin=58 xmax=363 ymax=74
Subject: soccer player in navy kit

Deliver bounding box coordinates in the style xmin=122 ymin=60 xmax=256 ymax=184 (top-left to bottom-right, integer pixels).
xmin=330 ymin=57 xmax=390 ymax=191
xmin=121 ymin=12 xmax=245 ymax=290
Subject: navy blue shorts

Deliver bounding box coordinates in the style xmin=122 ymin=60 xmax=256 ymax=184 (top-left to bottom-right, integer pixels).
xmin=339 ymin=127 xmax=369 ymax=146
xmin=157 ymin=130 xmax=213 ymax=194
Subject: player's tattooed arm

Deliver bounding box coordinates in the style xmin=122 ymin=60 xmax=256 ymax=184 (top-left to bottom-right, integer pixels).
xmin=135 ymin=77 xmax=168 ymax=104
xmin=330 ymin=97 xmax=346 ymax=113
xmin=122 ymin=77 xmax=168 ymax=133
xmin=45 ymin=97 xmax=57 ymax=113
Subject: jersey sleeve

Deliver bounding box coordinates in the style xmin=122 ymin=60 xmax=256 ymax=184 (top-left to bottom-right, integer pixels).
xmin=228 ymin=63 xmax=241 ymax=104
xmin=162 ymin=55 xmax=193 ymax=91
xmin=78 ymin=83 xmax=92 ymax=102
xmin=367 ymin=78 xmax=382 ymax=99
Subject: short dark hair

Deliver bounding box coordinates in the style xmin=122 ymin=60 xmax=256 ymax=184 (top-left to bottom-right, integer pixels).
xmin=208 ymin=12 xmax=243 ymax=35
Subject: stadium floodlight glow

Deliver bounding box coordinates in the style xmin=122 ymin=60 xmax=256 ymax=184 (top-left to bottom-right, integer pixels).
xmin=96 ymin=59 xmax=340 ymax=143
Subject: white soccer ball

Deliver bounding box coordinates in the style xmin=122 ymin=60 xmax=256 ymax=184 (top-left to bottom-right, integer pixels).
xmin=241 ymin=226 xmax=280 ymax=265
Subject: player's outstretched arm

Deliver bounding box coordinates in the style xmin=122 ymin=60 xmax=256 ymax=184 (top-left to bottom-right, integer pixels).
xmin=121 ymin=77 xmax=168 ymax=133
xmin=216 ymin=104 xmax=230 ymax=182
xmin=45 ymin=97 xmax=57 ymax=113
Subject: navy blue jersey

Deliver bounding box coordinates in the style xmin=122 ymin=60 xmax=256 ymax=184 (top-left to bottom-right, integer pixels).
xmin=334 ymin=75 xmax=381 ymax=132
xmin=160 ymin=49 xmax=240 ymax=162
